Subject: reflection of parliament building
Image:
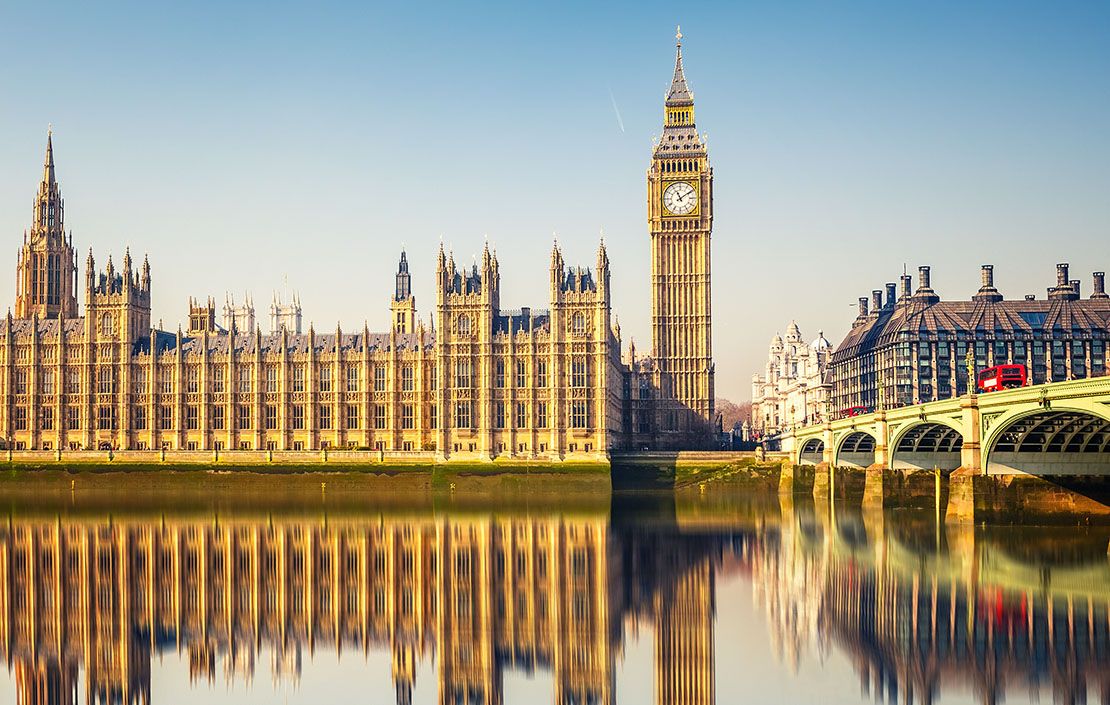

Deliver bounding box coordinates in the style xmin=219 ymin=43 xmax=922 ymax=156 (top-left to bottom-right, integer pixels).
xmin=0 ymin=32 xmax=717 ymax=457
xmin=0 ymin=515 xmax=718 ymax=705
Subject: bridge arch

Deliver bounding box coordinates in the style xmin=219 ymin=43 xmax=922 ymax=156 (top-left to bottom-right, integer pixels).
xmin=834 ymin=430 xmax=877 ymax=469
xmin=890 ymin=421 xmax=964 ymax=472
xmin=797 ymin=438 xmax=824 ymax=466
xmin=984 ymin=405 xmax=1110 ymax=475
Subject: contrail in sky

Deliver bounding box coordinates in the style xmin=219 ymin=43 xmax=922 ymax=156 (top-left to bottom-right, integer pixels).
xmin=609 ymin=88 xmax=625 ymax=133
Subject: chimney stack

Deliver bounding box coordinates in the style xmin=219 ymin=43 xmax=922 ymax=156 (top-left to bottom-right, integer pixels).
xmin=1071 ymin=279 xmax=1081 ymax=298
xmin=974 ymin=263 xmax=1003 ymax=302
xmin=1049 ymin=262 xmax=1078 ymax=300
xmin=912 ymin=265 xmax=940 ymax=303
xmin=858 ymin=297 xmax=868 ymax=317
xmin=1093 ymin=271 xmax=1108 ymax=299
xmin=885 ymin=283 xmax=896 ymax=309
xmin=871 ymin=290 xmax=883 ymax=315
xmin=899 ymin=275 xmax=912 ymax=301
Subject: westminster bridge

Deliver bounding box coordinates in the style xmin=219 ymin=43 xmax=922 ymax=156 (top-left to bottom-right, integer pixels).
xmin=780 ymin=377 xmax=1110 ymax=476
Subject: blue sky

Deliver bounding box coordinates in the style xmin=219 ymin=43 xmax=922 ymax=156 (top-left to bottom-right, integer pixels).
xmin=1 ymin=1 xmax=1108 ymax=401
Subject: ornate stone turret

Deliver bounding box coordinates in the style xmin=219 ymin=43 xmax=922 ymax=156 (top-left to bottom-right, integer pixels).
xmin=15 ymin=128 xmax=78 ymax=319
xmin=85 ymin=246 xmax=152 ymax=345
xmin=391 ymin=250 xmax=416 ymax=334
xmin=188 ymin=296 xmax=218 ymax=334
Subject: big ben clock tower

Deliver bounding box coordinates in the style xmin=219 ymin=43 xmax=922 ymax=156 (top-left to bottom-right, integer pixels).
xmin=648 ymin=27 xmax=714 ymax=444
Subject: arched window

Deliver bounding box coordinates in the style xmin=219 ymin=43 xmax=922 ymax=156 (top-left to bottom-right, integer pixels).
xmin=100 ymin=313 xmax=113 ymax=336
xmin=571 ymin=312 xmax=587 ymax=336
xmin=456 ymin=314 xmax=471 ymax=337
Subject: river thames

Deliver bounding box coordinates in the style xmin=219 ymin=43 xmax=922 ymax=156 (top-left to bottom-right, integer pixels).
xmin=0 ymin=473 xmax=1106 ymax=705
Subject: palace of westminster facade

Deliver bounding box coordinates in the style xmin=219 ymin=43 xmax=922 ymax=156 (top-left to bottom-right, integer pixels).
xmin=0 ymin=34 xmax=716 ymax=457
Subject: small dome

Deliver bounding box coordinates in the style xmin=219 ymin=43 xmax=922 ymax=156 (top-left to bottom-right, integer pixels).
xmin=770 ymin=334 xmax=783 ymax=349
xmin=812 ymin=329 xmax=833 ymax=351
xmin=785 ymin=320 xmax=802 ymax=341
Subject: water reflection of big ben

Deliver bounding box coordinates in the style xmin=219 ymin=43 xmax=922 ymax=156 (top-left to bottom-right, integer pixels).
xmin=0 ymin=515 xmax=718 ymax=705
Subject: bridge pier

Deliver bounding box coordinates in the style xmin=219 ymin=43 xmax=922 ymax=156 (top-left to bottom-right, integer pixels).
xmin=873 ymin=411 xmax=890 ymax=469
xmin=778 ymin=460 xmax=814 ymax=496
xmin=813 ymin=462 xmax=831 ymax=502
xmin=862 ymin=466 xmax=889 ymax=511
xmin=959 ymin=394 xmax=982 ymax=473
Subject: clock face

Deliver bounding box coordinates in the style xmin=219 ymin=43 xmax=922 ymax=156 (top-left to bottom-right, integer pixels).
xmin=662 ymin=181 xmax=698 ymax=215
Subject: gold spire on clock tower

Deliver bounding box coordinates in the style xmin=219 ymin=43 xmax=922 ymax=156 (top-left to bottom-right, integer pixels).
xmin=648 ymin=27 xmax=715 ymax=445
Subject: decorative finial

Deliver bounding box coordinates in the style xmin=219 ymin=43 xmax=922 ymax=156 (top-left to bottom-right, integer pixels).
xmin=48 ymin=123 xmax=53 ymax=137
xmin=676 ymin=25 xmax=682 ymax=45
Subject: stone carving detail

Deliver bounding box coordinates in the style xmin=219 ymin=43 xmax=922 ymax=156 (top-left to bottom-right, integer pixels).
xmin=982 ymin=412 xmax=1002 ymax=433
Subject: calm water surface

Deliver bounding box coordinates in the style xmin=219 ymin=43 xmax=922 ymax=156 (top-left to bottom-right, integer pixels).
xmin=1 ymin=476 xmax=1107 ymax=705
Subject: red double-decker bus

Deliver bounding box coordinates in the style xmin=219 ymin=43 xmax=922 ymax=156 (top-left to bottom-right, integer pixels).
xmin=977 ymin=364 xmax=1028 ymax=392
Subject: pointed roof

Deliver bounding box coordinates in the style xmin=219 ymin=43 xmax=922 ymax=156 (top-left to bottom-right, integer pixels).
xmin=666 ymin=26 xmax=693 ymax=106
xmin=42 ymin=127 xmax=56 ymax=186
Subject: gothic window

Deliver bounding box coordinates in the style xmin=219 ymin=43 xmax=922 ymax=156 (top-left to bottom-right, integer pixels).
xmin=536 ymin=401 xmax=548 ymax=429
xmin=133 ymin=368 xmax=147 ymax=394
xmin=98 ymin=369 xmax=114 ymax=395
xmin=291 ymin=405 xmax=305 ymax=430
xmin=571 ymin=359 xmax=589 ymax=388
xmin=536 ymin=361 xmax=548 ymax=388
xmin=186 ymin=366 xmax=199 ymax=393
xmin=14 ymin=370 xmax=27 ymax=394
xmin=266 ymin=365 xmax=279 ymax=392
xmin=319 ymin=405 xmax=332 ymax=430
xmin=265 ymin=405 xmax=277 ymax=430
xmin=239 ymin=366 xmax=254 ymax=393
xmin=212 ymin=406 xmax=225 ymax=430
xmin=429 ymin=366 xmax=437 ymax=391
xmin=374 ymin=366 xmax=387 ymax=392
xmin=98 ymin=406 xmax=116 ymax=431
xmin=515 ymin=360 xmax=526 ymax=388
xmin=495 ymin=360 xmax=505 ymax=388
xmin=67 ymin=406 xmax=80 ymax=430
xmin=375 ymin=404 xmax=387 ymax=429
xmin=515 ymin=402 xmax=526 ymax=429
xmin=402 ymin=364 xmax=414 ymax=391
xmin=213 ymin=368 xmax=225 ymax=393
xmin=495 ymin=402 xmax=505 ymax=429
xmin=41 ymin=408 xmax=55 ymax=430
xmin=570 ymin=401 xmax=588 ymax=429
xmin=100 ymin=314 xmax=113 ymax=337
xmin=133 ymin=407 xmax=146 ymax=430
xmin=159 ymin=405 xmax=173 ymax=430
xmin=319 ymin=366 xmax=332 ymax=392
xmin=346 ymin=365 xmax=360 ymax=392
xmin=41 ymin=370 xmax=55 ymax=395
xmin=455 ymin=360 xmax=472 ymax=388
xmin=429 ymin=404 xmax=438 ymax=429
xmin=237 ymin=405 xmax=251 ymax=430
xmin=456 ymin=315 xmax=472 ymax=337
xmin=186 ymin=406 xmax=199 ymax=430
xmin=571 ymin=312 xmax=587 ymax=336
xmin=455 ymin=402 xmax=472 ymax=429
xmin=346 ymin=404 xmax=359 ymax=429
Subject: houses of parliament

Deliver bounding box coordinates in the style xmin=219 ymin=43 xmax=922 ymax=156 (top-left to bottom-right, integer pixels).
xmin=0 ymin=33 xmax=715 ymax=458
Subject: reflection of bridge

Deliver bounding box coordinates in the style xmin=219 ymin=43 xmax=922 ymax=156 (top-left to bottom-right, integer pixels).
xmin=0 ymin=515 xmax=719 ymax=705
xmin=782 ymin=377 xmax=1110 ymax=475
xmin=760 ymin=498 xmax=1110 ymax=705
